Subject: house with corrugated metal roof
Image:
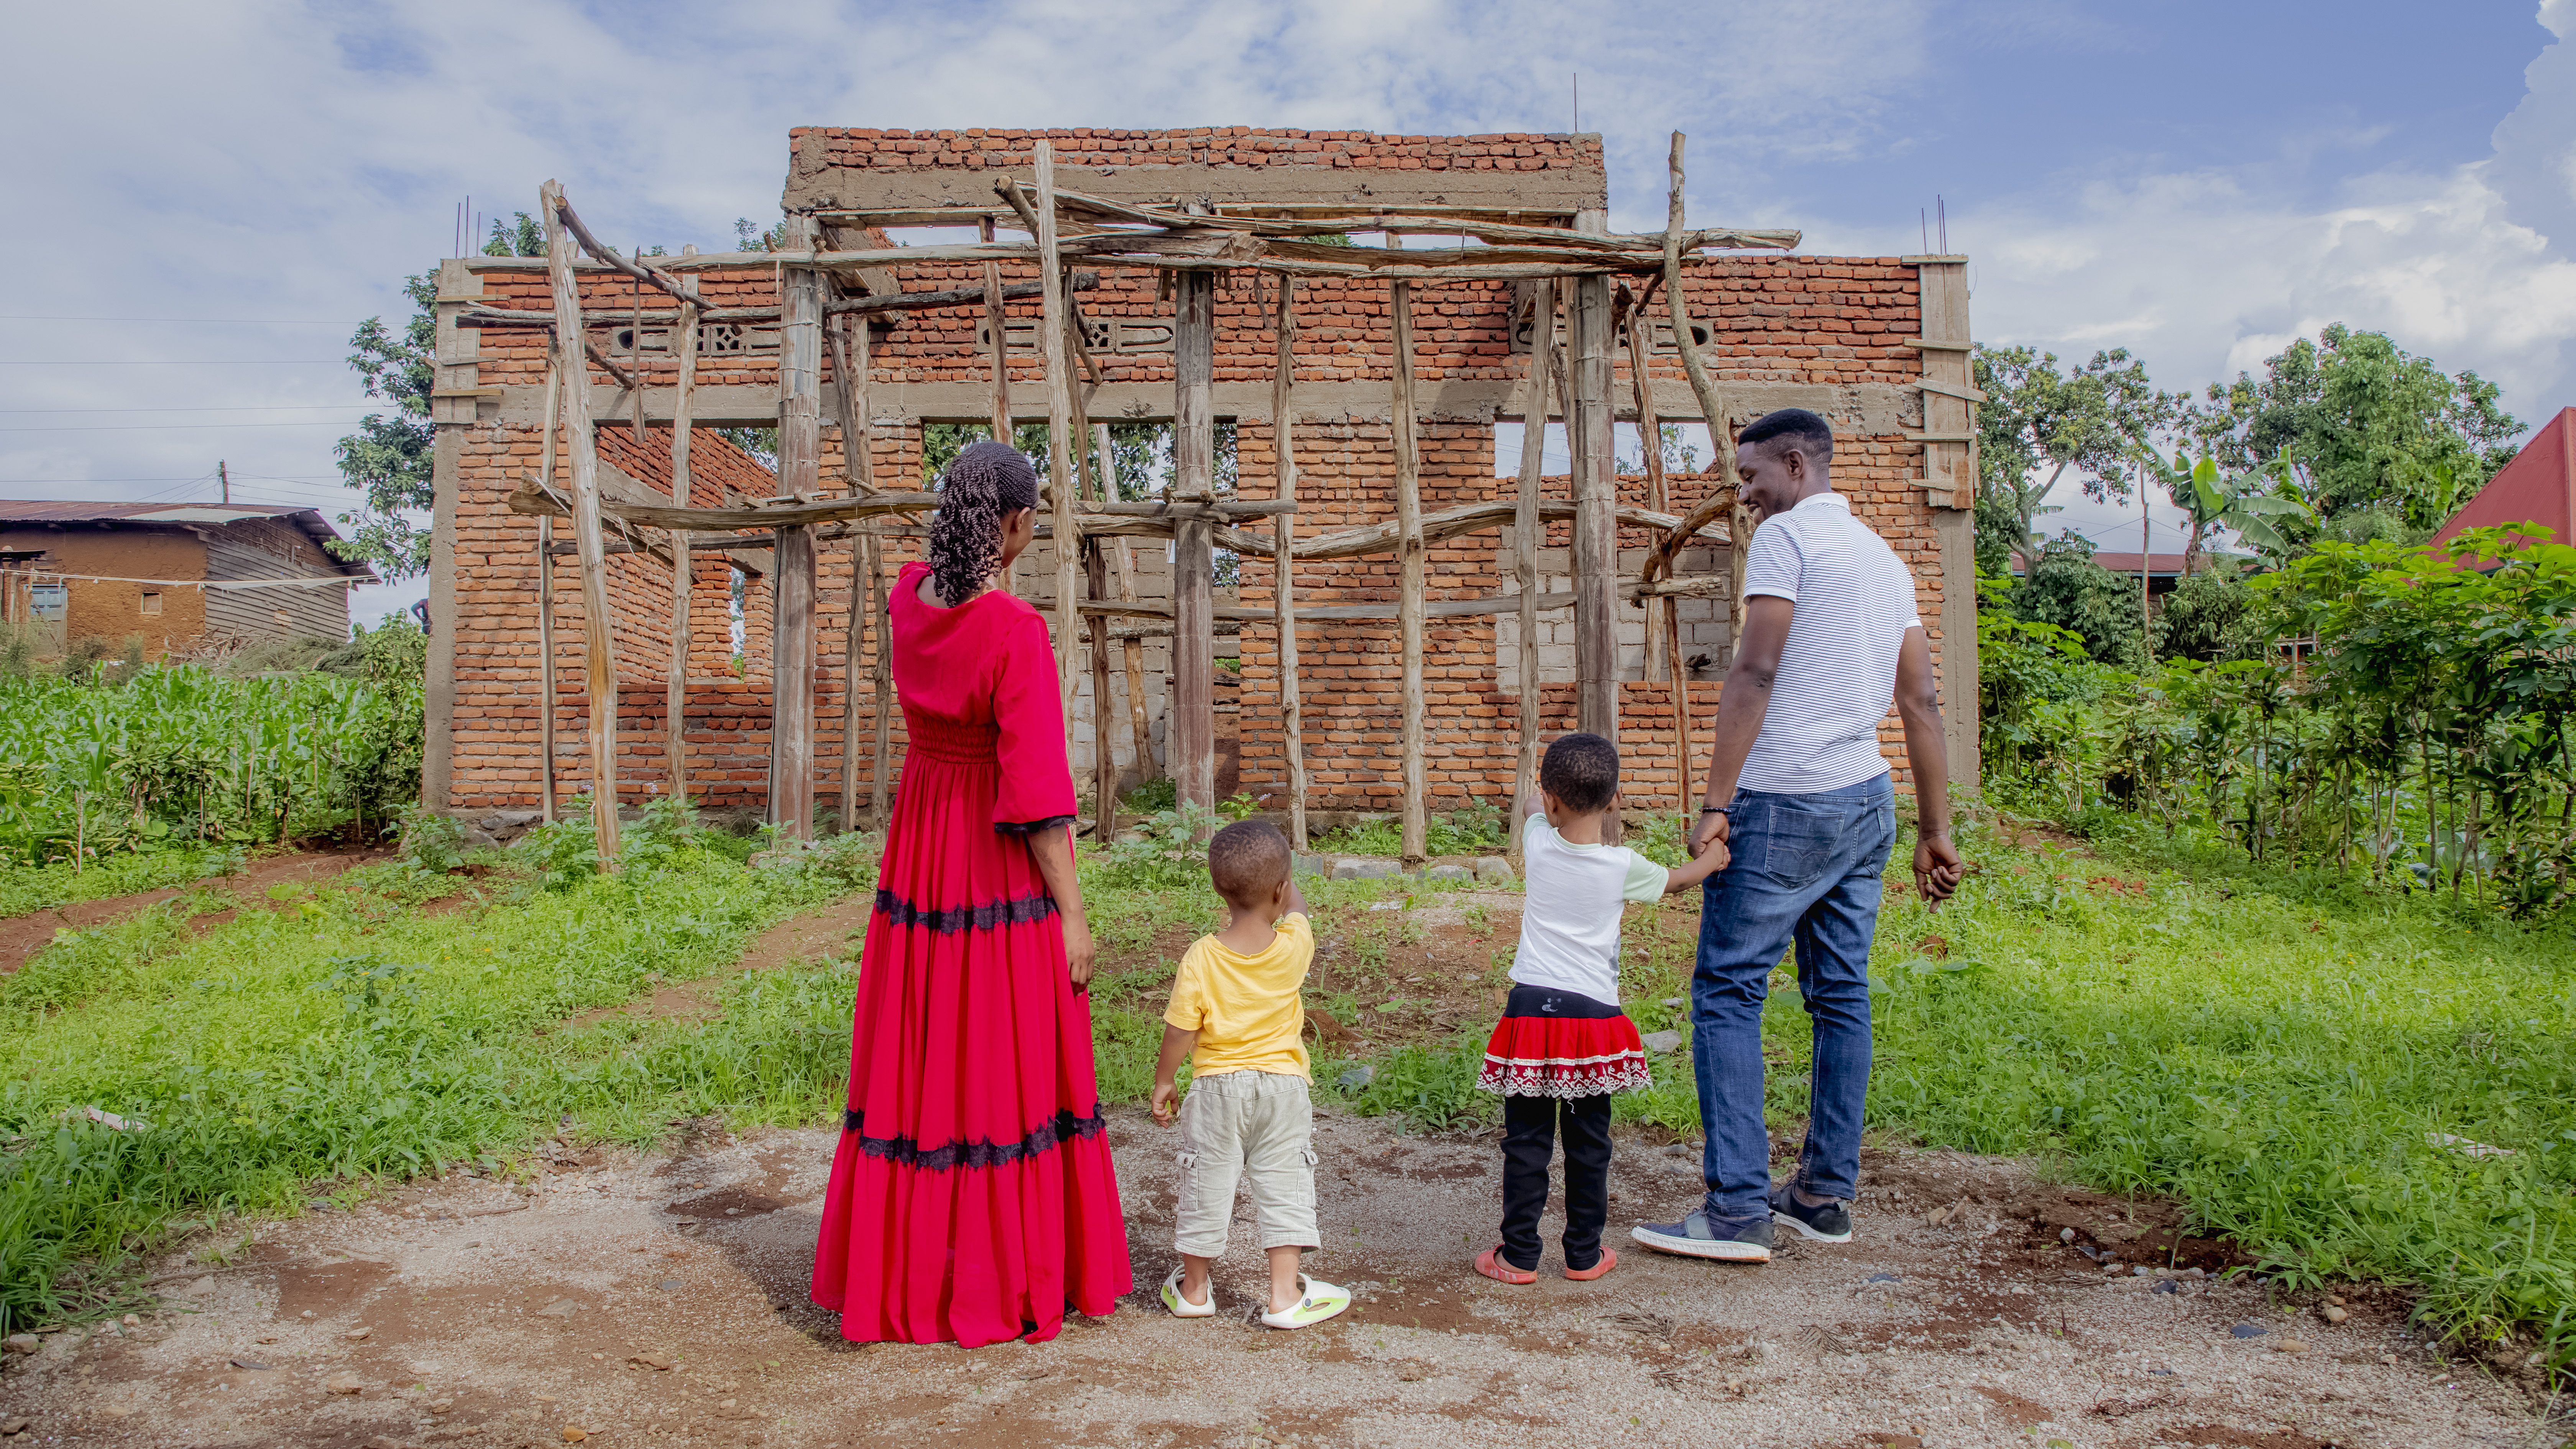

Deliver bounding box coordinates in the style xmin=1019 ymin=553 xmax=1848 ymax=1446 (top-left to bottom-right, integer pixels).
xmin=0 ymin=503 xmax=379 ymax=660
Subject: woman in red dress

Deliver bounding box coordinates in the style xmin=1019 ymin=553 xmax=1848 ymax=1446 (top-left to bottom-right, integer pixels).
xmin=811 ymin=441 xmax=1132 ymax=1347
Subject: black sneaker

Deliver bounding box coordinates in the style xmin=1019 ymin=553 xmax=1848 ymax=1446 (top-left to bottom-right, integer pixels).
xmin=1630 ymin=1210 xmax=1773 ymax=1262
xmin=1769 ymin=1184 xmax=1853 ymax=1243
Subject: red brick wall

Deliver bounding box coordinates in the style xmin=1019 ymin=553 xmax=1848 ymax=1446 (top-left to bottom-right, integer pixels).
xmin=434 ymin=129 xmax=1950 ymax=821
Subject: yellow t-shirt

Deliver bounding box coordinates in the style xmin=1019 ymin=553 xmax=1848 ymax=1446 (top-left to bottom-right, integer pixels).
xmin=1162 ymin=912 xmax=1313 ymax=1080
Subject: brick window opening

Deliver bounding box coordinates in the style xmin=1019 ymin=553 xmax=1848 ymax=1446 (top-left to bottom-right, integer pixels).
xmin=139 ymin=591 xmax=161 ymax=617
xmin=1493 ymin=421 xmax=1714 ymax=477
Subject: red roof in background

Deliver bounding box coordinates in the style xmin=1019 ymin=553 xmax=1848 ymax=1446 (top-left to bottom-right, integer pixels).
xmin=2009 ymin=550 xmax=2189 ymax=576
xmin=2433 ymin=407 xmax=2574 ymax=554
xmin=0 ymin=501 xmax=379 ymax=581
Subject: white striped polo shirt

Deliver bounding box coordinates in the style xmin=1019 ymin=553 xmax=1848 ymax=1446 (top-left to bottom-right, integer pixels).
xmin=1735 ymin=491 xmax=1922 ymax=795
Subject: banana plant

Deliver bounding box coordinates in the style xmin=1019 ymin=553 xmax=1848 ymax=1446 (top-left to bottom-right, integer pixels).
xmin=2149 ymin=449 xmax=2316 ymax=571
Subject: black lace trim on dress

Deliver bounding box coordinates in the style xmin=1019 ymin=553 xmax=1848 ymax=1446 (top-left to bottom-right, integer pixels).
xmin=872 ymin=887 xmax=1058 ymax=933
xmin=841 ymin=1105 xmax=1107 ymax=1171
xmin=992 ymin=814 xmax=1078 ymax=836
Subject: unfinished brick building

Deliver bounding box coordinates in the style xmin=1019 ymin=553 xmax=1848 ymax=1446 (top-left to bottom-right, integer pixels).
xmin=419 ymin=126 xmax=1977 ymax=849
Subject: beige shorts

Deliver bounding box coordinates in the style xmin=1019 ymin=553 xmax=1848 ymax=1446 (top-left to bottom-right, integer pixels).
xmin=1172 ymin=1069 xmax=1316 ymax=1257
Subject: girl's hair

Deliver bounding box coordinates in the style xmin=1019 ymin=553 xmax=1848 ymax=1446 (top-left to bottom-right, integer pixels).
xmin=926 ymin=440 xmax=1038 ymax=604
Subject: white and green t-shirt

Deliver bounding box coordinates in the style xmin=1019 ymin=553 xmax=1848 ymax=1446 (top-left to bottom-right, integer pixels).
xmin=1509 ymin=813 xmax=1665 ymax=1005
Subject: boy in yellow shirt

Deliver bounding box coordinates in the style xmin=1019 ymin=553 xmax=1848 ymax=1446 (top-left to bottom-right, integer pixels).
xmin=1151 ymin=820 xmax=1352 ymax=1329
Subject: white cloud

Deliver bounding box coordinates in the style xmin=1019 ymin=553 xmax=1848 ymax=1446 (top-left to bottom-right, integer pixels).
xmin=1909 ymin=7 xmax=2576 ymax=430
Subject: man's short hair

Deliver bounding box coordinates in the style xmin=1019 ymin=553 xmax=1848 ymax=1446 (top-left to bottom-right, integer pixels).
xmin=1738 ymin=407 xmax=1834 ymax=465
xmin=1538 ymin=732 xmax=1622 ymax=814
xmin=1208 ymin=818 xmax=1291 ymax=905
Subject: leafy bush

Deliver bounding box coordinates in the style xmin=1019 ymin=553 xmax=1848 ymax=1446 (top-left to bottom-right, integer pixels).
xmin=1096 ymin=802 xmax=1226 ymax=889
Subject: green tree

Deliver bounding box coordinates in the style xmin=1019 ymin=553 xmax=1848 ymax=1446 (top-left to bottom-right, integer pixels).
xmin=1974 ymin=345 xmax=2167 ymax=572
xmin=332 ymin=271 xmax=437 ymax=579
xmin=2187 ymin=324 xmax=2520 ymax=532
xmin=2014 ymin=535 xmax=2148 ymax=670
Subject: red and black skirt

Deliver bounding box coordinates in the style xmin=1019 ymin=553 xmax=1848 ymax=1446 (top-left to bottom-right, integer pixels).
xmin=1477 ymin=982 xmax=1650 ymax=1098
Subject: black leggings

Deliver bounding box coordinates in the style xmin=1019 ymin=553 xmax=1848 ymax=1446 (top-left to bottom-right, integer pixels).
xmin=1499 ymin=1093 xmax=1613 ymax=1273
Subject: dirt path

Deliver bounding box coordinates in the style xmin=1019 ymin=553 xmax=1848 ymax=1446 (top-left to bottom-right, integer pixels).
xmin=0 ymin=847 xmax=397 ymax=975
xmin=6 ymin=1112 xmax=2538 ymax=1449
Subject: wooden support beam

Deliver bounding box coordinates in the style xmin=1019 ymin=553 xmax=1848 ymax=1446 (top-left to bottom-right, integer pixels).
xmin=831 ymin=311 xmax=877 ymax=835
xmin=772 ymin=524 xmax=818 ymax=838
xmin=668 ymin=301 xmax=699 ymax=806
xmin=1570 ymin=210 xmax=1620 ymax=760
xmin=539 ymin=182 xmax=622 ymax=869
xmin=1087 ymin=537 xmax=1116 ymax=841
xmin=1624 ymin=287 xmax=1670 ymax=685
xmin=1662 ymin=133 xmax=1753 ymax=786
xmin=1170 ymin=269 xmax=1217 ymax=816
xmin=1392 ymin=280 xmax=1428 ymax=867
xmin=1101 ymin=422 xmax=1153 ymax=789
xmin=1037 ymin=140 xmax=1083 ymax=714
xmin=771 ymin=215 xmax=823 ymax=840
xmin=536 ymin=345 xmax=562 ymax=826
xmin=979 ymin=216 xmax=1012 ymax=443
xmin=1509 ymin=279 xmax=1555 ymax=864
xmin=1272 ymin=276 xmax=1308 ymax=850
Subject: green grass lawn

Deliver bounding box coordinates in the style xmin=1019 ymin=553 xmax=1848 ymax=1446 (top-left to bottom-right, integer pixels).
xmin=2 ymin=808 xmax=2569 ymax=1369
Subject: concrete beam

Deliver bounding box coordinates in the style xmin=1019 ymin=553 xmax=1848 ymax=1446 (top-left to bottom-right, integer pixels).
xmin=784 ymin=156 xmax=1608 ymax=217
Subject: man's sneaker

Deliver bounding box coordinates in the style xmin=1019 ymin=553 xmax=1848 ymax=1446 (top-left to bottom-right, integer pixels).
xmin=1631 ymin=1210 xmax=1773 ymax=1262
xmin=1770 ymin=1184 xmax=1854 ymax=1243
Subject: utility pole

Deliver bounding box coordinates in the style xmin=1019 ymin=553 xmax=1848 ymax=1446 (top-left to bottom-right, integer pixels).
xmin=219 ymin=460 xmax=229 ymax=504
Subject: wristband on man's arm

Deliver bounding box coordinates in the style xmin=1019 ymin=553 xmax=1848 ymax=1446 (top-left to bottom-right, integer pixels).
xmin=1698 ymin=807 xmax=1728 ymax=815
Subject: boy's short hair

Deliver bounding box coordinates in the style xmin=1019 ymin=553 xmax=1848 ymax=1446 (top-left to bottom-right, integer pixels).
xmin=1539 ymin=732 xmax=1621 ymax=813
xmin=1208 ymin=818 xmax=1291 ymax=906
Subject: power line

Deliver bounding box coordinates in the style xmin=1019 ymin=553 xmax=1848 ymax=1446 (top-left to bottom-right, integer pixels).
xmin=0 ymin=404 xmax=367 ymax=414
xmin=0 ymin=421 xmax=360 ymax=433
xmin=0 ymin=314 xmax=358 ymax=324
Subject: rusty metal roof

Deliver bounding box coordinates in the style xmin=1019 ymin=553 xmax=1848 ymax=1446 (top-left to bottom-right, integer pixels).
xmin=0 ymin=502 xmax=380 ymax=580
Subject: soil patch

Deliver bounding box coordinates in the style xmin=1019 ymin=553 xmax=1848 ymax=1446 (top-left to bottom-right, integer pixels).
xmin=0 ymin=846 xmax=397 ymax=974
xmin=15 ymin=1116 xmax=2529 ymax=1449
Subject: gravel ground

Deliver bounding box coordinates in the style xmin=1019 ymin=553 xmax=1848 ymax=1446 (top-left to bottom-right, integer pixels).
xmin=3 ymin=1110 xmax=2553 ymax=1449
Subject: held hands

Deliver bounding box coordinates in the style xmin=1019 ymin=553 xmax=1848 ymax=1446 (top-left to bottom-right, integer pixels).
xmin=1687 ymin=808 xmax=1730 ymax=861
xmin=1914 ymin=830 xmax=1965 ymax=909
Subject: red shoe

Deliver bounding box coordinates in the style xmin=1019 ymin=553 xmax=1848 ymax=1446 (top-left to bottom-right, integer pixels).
xmin=1564 ymin=1247 xmax=1618 ymax=1281
xmin=1474 ymin=1246 xmax=1537 ymax=1285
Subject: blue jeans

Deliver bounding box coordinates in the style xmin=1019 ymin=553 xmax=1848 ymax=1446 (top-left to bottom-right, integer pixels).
xmin=1691 ymin=772 xmax=1895 ymax=1224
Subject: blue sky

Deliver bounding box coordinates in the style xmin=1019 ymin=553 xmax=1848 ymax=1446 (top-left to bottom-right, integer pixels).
xmin=5 ymin=1 xmax=2572 ymax=620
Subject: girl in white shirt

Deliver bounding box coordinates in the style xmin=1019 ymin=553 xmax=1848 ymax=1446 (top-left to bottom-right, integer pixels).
xmin=1472 ymin=733 xmax=1728 ymax=1284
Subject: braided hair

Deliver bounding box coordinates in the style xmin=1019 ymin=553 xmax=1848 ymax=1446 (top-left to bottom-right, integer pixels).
xmin=926 ymin=440 xmax=1038 ymax=605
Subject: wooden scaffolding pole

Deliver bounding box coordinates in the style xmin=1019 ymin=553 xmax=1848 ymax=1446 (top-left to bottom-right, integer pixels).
xmin=667 ymin=300 xmax=699 ymax=805
xmin=772 ymin=214 xmax=823 ymax=840
xmin=536 ymin=340 xmax=562 ymax=826
xmin=1087 ymin=537 xmax=1116 ymax=841
xmin=1391 ymin=281 xmax=1428 ymax=867
xmin=1625 ymin=290 xmax=1670 ymax=685
xmin=1036 ymin=141 xmax=1083 ymax=712
xmin=851 ymin=316 xmax=894 ymax=828
xmin=538 ymin=182 xmax=621 ymax=869
xmin=1570 ymin=211 xmax=1619 ymax=755
xmin=831 ymin=312 xmax=880 ymax=835
xmin=1101 ymin=422 xmax=1152 ymax=786
xmin=1663 ymin=132 xmax=1750 ymax=819
xmin=1170 ymin=271 xmax=1218 ymax=816
xmin=1508 ymin=279 xmax=1556 ymax=864
xmin=1272 ymin=276 xmax=1308 ymax=849
xmin=981 ymin=215 xmax=1012 ymax=442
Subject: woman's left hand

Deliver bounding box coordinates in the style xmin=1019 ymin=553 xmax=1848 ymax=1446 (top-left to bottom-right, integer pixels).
xmin=1063 ymin=916 xmax=1095 ymax=992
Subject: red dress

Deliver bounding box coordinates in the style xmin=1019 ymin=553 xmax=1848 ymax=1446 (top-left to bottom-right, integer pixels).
xmin=810 ymin=563 xmax=1132 ymax=1346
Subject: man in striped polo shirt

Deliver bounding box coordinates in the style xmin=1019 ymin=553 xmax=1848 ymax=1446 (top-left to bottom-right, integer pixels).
xmin=1635 ymin=407 xmax=1964 ymax=1264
